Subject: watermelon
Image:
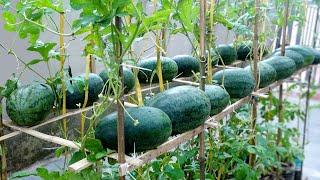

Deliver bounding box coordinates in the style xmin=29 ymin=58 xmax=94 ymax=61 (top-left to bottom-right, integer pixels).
xmin=263 ymin=56 xmax=296 ymax=80
xmin=137 ymin=57 xmax=178 ymax=83
xmin=204 ymin=85 xmax=230 ymax=115
xmin=245 ymin=62 xmax=277 ymax=88
xmin=147 ymin=86 xmax=211 ymax=135
xmin=273 ymin=50 xmax=304 ymax=70
xmin=95 ymin=107 xmax=172 ymax=153
xmin=216 ymin=45 xmax=237 ymax=65
xmin=66 ymin=73 xmax=104 ymax=109
xmin=309 ymin=48 xmax=320 ymax=64
xmin=99 ymin=68 xmax=135 ymax=94
xmin=213 ymin=68 xmax=255 ymax=98
xmin=235 ymin=42 xmax=269 ymax=61
xmin=284 ymin=46 xmax=315 ymax=66
xmin=172 ymin=55 xmax=200 ymax=77
xmin=236 ymin=43 xmax=252 ymax=61
xmin=6 ymin=83 xmax=55 ymax=126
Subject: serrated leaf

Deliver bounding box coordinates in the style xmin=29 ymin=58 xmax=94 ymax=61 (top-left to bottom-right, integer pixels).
xmin=27 ymin=41 xmax=56 ymax=61
xmin=83 ymin=138 xmax=104 ymax=153
xmin=1 ymin=78 xmax=18 ymax=98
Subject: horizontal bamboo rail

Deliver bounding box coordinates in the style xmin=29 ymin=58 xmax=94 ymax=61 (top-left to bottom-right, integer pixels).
xmin=0 ymin=62 xmax=311 ymax=176
xmin=68 ymin=65 xmax=311 ymax=175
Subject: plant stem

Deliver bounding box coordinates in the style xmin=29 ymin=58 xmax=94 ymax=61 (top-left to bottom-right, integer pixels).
xmin=23 ymin=13 xmax=74 ymax=37
xmin=81 ymin=55 xmax=91 ymax=139
xmin=0 ymin=43 xmax=47 ymax=82
xmin=153 ymin=0 xmax=165 ymax=92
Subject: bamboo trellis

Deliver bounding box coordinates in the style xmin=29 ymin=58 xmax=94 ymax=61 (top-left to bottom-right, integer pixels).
xmin=0 ymin=64 xmax=313 ymax=177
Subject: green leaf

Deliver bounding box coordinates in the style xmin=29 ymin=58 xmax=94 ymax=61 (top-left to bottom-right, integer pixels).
xmin=69 ymin=151 xmax=86 ymax=165
xmin=27 ymin=41 xmax=57 ymax=61
xmin=27 ymin=59 xmax=44 ymax=66
xmin=36 ymin=167 xmax=60 ymax=180
xmin=1 ymin=78 xmax=18 ymax=98
xmin=83 ymin=138 xmax=104 ymax=153
xmin=2 ymin=11 xmax=17 ymax=31
xmin=164 ymin=163 xmax=185 ymax=179
xmin=54 ymin=146 xmax=67 ymax=158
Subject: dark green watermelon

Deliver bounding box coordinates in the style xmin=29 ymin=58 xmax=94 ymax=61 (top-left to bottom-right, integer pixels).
xmin=309 ymin=48 xmax=320 ymax=64
xmin=273 ymin=50 xmax=304 ymax=70
xmin=245 ymin=62 xmax=277 ymax=88
xmin=204 ymin=85 xmax=230 ymax=115
xmin=213 ymin=68 xmax=255 ymax=98
xmin=284 ymin=46 xmax=315 ymax=66
xmin=236 ymin=43 xmax=252 ymax=61
xmin=235 ymin=42 xmax=269 ymax=61
xmin=99 ymin=68 xmax=135 ymax=94
xmin=148 ymin=85 xmax=211 ymax=135
xmin=66 ymin=73 xmax=104 ymax=109
xmin=263 ymin=56 xmax=296 ymax=80
xmin=172 ymin=55 xmax=200 ymax=77
xmin=95 ymin=106 xmax=172 ymax=153
xmin=216 ymin=45 xmax=237 ymax=65
xmin=6 ymin=83 xmax=55 ymax=126
xmin=137 ymin=57 xmax=178 ymax=83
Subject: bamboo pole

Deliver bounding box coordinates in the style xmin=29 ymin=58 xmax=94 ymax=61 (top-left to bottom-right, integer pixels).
xmin=249 ymin=0 xmax=260 ymax=167
xmin=0 ymin=97 xmax=7 ymax=180
xmin=199 ymin=0 xmax=206 ymax=179
xmin=301 ymin=67 xmax=312 ymax=177
xmin=276 ymin=0 xmax=289 ymax=179
xmin=206 ymin=0 xmax=215 ymax=84
xmin=59 ymin=13 xmax=68 ymax=138
xmin=115 ymin=16 xmax=126 ymax=180
xmin=277 ymin=0 xmax=289 ymax=145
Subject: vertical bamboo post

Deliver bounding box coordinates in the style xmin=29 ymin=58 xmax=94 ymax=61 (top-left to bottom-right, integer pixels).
xmin=249 ymin=0 xmax=260 ymax=167
xmin=276 ymin=1 xmax=289 ymax=179
xmin=199 ymin=0 xmax=206 ymax=179
xmin=115 ymin=16 xmax=126 ymax=180
xmin=206 ymin=0 xmax=215 ymax=84
xmin=277 ymin=0 xmax=289 ymax=146
xmin=0 ymin=97 xmax=7 ymax=180
xmin=59 ymin=13 xmax=67 ymax=138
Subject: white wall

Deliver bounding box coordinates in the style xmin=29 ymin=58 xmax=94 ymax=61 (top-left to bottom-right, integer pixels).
xmin=0 ymin=2 xmax=235 ymax=85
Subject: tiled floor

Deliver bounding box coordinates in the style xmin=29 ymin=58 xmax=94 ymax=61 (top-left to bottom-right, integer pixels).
xmin=302 ymin=100 xmax=320 ymax=180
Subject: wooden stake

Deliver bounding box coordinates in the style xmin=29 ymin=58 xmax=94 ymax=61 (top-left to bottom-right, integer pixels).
xmin=59 ymin=13 xmax=68 ymax=138
xmin=301 ymin=67 xmax=312 ymax=176
xmin=0 ymin=97 xmax=7 ymax=180
xmin=199 ymin=0 xmax=206 ymax=179
xmin=115 ymin=16 xmax=126 ymax=180
xmin=277 ymin=0 xmax=289 ymax=146
xmin=206 ymin=0 xmax=215 ymax=84
xmin=249 ymin=0 xmax=260 ymax=167
xmin=277 ymin=0 xmax=289 ymax=178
